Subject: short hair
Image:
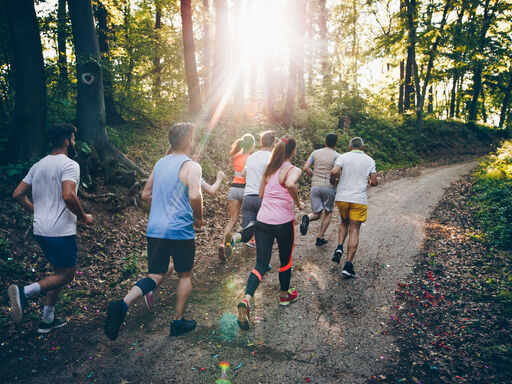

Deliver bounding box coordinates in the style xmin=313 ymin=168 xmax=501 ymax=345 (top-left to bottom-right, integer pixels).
xmin=48 ymin=123 xmax=77 ymax=148
xmin=168 ymin=122 xmax=195 ymax=150
xmin=326 ymin=133 xmax=337 ymax=148
xmin=260 ymin=130 xmax=275 ymax=148
xmin=350 ymin=137 xmax=364 ymax=149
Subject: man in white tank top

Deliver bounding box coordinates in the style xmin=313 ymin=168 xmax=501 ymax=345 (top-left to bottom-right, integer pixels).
xmin=330 ymin=137 xmax=378 ymax=278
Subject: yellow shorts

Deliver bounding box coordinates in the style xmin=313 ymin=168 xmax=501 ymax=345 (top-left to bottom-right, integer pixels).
xmin=336 ymin=201 xmax=368 ymax=222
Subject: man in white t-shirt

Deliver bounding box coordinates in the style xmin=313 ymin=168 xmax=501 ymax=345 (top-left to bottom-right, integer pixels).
xmin=329 ymin=137 xmax=377 ymax=278
xmin=8 ymin=124 xmax=93 ymax=333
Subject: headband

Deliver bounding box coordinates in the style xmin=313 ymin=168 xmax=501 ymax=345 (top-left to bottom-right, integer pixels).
xmin=281 ymin=138 xmax=288 ymax=143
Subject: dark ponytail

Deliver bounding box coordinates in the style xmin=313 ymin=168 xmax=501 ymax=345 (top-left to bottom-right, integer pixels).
xmin=262 ymin=135 xmax=296 ymax=181
xmin=229 ymin=133 xmax=255 ymax=157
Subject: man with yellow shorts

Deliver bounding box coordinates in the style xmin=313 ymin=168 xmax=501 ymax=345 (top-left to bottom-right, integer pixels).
xmin=330 ymin=137 xmax=378 ymax=278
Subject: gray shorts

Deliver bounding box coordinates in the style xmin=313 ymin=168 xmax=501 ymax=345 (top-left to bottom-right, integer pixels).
xmin=228 ymin=186 xmax=244 ymax=202
xmin=310 ymin=186 xmax=336 ymax=213
xmin=241 ymin=194 xmax=261 ymax=228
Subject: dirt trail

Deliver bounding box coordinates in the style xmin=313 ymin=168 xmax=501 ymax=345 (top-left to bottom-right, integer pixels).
xmin=14 ymin=161 xmax=477 ymax=384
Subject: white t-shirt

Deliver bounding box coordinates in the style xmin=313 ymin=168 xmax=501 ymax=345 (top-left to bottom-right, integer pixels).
xmin=334 ymin=150 xmax=376 ymax=205
xmin=23 ymin=154 xmax=80 ymax=237
xmin=243 ymin=150 xmax=272 ymax=196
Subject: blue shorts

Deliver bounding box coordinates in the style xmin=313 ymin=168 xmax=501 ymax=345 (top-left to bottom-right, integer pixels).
xmin=34 ymin=235 xmax=78 ymax=269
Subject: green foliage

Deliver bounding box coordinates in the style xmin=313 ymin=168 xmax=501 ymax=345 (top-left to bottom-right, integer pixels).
xmin=470 ymin=140 xmax=512 ymax=250
xmin=120 ymin=252 xmax=140 ymax=279
xmin=0 ymin=161 xmax=33 ymax=177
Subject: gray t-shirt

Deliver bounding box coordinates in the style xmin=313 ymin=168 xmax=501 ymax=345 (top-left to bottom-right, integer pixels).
xmin=307 ymin=147 xmax=339 ymax=187
xmin=244 ymin=150 xmax=272 ymax=196
xmin=23 ymin=154 xmax=80 ymax=237
xmin=334 ymin=150 xmax=376 ymax=205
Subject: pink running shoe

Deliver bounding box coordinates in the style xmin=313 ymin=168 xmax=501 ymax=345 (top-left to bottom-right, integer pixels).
xmin=279 ymin=290 xmax=298 ymax=306
xmin=245 ymin=239 xmax=256 ymax=248
xmin=144 ymin=290 xmax=154 ymax=311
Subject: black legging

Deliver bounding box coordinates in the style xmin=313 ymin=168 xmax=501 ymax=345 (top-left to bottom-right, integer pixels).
xmin=245 ymin=220 xmax=295 ymax=296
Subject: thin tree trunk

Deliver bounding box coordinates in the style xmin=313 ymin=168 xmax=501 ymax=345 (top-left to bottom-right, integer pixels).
xmin=456 ymin=71 xmax=464 ymax=117
xmin=404 ymin=45 xmax=414 ymax=111
xmin=469 ymin=65 xmax=482 ymax=121
xmin=481 ymin=86 xmax=487 ymax=123
xmin=297 ymin=0 xmax=306 ymax=108
xmin=264 ymin=56 xmax=274 ymax=121
xmin=233 ymin=0 xmax=244 ymax=120
xmin=427 ymin=85 xmax=433 ymax=113
xmin=181 ymin=0 xmax=202 ymax=115
xmin=211 ymin=0 xmax=228 ymax=116
xmin=306 ymin=0 xmax=314 ymax=89
xmin=5 ymin=0 xmax=46 ymax=161
xmin=202 ymin=0 xmax=210 ymax=99
xmin=57 ymin=0 xmax=68 ymax=98
xmin=399 ymin=60 xmax=404 ymax=113
xmin=499 ymin=69 xmax=512 ymax=129
xmin=153 ymin=0 xmax=162 ymax=98
xmin=96 ymin=2 xmax=125 ymax=126
xmin=319 ymin=0 xmax=330 ymax=98
xmin=67 ymin=0 xmax=144 ymax=175
xmin=449 ymin=70 xmax=457 ymax=118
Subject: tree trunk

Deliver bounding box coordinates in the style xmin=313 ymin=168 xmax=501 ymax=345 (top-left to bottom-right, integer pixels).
xmin=449 ymin=70 xmax=457 ymax=118
xmin=95 ymin=2 xmax=125 ymax=126
xmin=57 ymin=0 xmax=68 ymax=98
xmin=153 ymin=0 xmax=162 ymax=99
xmin=468 ymin=64 xmax=482 ymax=121
xmin=5 ymin=0 xmax=46 ymax=162
xmin=499 ymin=69 xmax=512 ymax=129
xmin=180 ymin=0 xmax=202 ymax=115
xmin=427 ymin=85 xmax=433 ymax=113
xmin=456 ymin=71 xmax=464 ymax=117
xmin=319 ymin=0 xmax=330 ymax=98
xmin=202 ymin=0 xmax=210 ymax=99
xmin=211 ymin=0 xmax=228 ymax=116
xmin=398 ymin=60 xmax=404 ymax=113
xmin=480 ymin=86 xmax=487 ymax=123
xmin=67 ymin=0 xmax=144 ymax=175
xmin=404 ymin=45 xmax=414 ymax=111
xmin=233 ymin=0 xmax=244 ymax=120
xmin=264 ymin=56 xmax=274 ymax=121
xmin=306 ymin=0 xmax=314 ymax=89
xmin=297 ymin=0 xmax=306 ymax=108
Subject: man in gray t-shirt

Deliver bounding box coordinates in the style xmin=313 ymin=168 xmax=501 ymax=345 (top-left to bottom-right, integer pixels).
xmin=8 ymin=124 xmax=92 ymax=334
xmin=300 ymin=133 xmax=339 ymax=246
xmin=329 ymin=137 xmax=378 ymax=278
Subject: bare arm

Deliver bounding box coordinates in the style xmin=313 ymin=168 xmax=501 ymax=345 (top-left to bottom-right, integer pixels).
xmin=285 ymin=167 xmax=303 ymax=209
xmin=330 ymin=164 xmax=341 ymax=186
xmin=369 ymin=173 xmax=378 ymax=187
xmin=258 ymin=173 xmax=268 ymax=200
xmin=182 ymin=161 xmax=204 ymax=228
xmin=62 ymin=181 xmax=92 ymax=224
xmin=201 ymin=170 xmax=225 ymax=196
xmin=141 ymin=169 xmax=155 ymax=203
xmin=302 ymin=156 xmax=313 ymax=177
xmin=13 ymin=181 xmax=34 ymax=213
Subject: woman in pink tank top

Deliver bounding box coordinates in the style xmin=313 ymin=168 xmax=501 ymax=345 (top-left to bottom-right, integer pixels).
xmin=237 ymin=135 xmax=303 ymax=330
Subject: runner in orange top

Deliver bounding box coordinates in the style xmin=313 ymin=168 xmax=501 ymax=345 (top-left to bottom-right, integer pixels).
xmin=219 ymin=134 xmax=255 ymax=261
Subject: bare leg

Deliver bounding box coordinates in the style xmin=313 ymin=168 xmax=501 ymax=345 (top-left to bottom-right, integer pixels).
xmin=346 ymin=220 xmax=362 ymax=263
xmin=123 ymin=273 xmax=164 ymax=306
xmin=174 ymin=271 xmax=193 ymax=320
xmin=338 ymin=218 xmax=350 ymax=245
xmin=308 ymin=212 xmax=321 ymax=222
xmin=318 ymin=210 xmax=333 ymax=238
xmin=223 ymin=200 xmax=242 ymax=238
xmin=37 ymin=266 xmax=76 ymax=293
xmin=45 ymin=288 xmax=62 ymax=307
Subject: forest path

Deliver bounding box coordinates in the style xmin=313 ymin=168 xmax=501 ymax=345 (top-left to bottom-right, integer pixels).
xmin=21 ymin=161 xmax=477 ymax=384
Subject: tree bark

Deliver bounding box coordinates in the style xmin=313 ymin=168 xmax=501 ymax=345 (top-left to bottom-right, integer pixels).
xmin=210 ymin=0 xmax=228 ymax=117
xmin=180 ymin=0 xmax=202 ymax=115
xmin=95 ymin=2 xmax=125 ymax=126
xmin=5 ymin=0 xmax=46 ymax=162
xmin=427 ymin=86 xmax=433 ymax=114
xmin=499 ymin=69 xmax=512 ymax=129
xmin=233 ymin=0 xmax=244 ymax=120
xmin=449 ymin=70 xmax=457 ymax=118
xmin=153 ymin=0 xmax=162 ymax=99
xmin=297 ymin=0 xmax=306 ymax=108
xmin=202 ymin=0 xmax=211 ymax=99
xmin=319 ymin=0 xmax=330 ymax=98
xmin=57 ymin=0 xmax=68 ymax=98
xmin=67 ymin=0 xmax=144 ymax=175
xmin=398 ymin=60 xmax=404 ymax=113
xmin=404 ymin=45 xmax=414 ymax=111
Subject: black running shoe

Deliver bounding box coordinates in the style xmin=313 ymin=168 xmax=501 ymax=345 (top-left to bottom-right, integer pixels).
xmin=300 ymin=215 xmax=309 ymax=236
xmin=342 ymin=262 xmax=356 ymax=278
xmin=37 ymin=318 xmax=67 ymax=334
xmin=8 ymin=285 xmax=27 ymax=324
xmin=315 ymin=238 xmax=328 ymax=246
xmin=170 ymin=318 xmax=197 ymax=336
xmin=104 ymin=300 xmax=126 ymax=340
xmin=332 ymin=246 xmax=343 ymax=264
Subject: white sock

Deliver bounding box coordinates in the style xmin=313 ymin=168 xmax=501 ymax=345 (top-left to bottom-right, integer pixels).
xmin=24 ymin=283 xmax=41 ymax=298
xmin=42 ymin=306 xmax=55 ymax=323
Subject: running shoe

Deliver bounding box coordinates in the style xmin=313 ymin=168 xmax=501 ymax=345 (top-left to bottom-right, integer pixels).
xmin=104 ymin=300 xmax=126 ymax=341
xmin=144 ymin=290 xmax=154 ymax=311
xmin=279 ymin=290 xmax=298 ymax=306
xmin=245 ymin=239 xmax=256 ymax=248
xmin=300 ymin=215 xmax=309 ymax=235
xmin=332 ymin=246 xmax=343 ymax=264
xmin=224 ymin=234 xmax=234 ymax=259
xmin=342 ymin=262 xmax=356 ymax=278
xmin=218 ymin=244 xmax=226 ymax=261
xmin=37 ymin=318 xmax=67 ymax=334
xmin=237 ymin=299 xmax=250 ymax=330
xmin=8 ymin=285 xmax=27 ymax=324
xmin=170 ymin=318 xmax=197 ymax=336
xmin=315 ymin=238 xmax=328 ymax=246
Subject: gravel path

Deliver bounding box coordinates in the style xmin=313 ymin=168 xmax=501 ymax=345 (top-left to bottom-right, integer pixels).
xmin=18 ymin=161 xmax=477 ymax=384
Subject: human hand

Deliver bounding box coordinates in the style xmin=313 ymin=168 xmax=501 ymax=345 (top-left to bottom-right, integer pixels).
xmin=217 ymin=170 xmax=225 ymax=181
xmin=83 ymin=213 xmax=93 ymax=225
xmin=194 ymin=217 xmax=205 ymax=229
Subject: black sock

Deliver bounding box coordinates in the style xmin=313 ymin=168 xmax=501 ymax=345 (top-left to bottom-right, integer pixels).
xmin=336 ymin=244 xmax=343 ymax=251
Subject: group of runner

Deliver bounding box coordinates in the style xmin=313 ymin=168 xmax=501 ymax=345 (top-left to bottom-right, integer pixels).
xmin=7 ymin=122 xmax=377 ymax=338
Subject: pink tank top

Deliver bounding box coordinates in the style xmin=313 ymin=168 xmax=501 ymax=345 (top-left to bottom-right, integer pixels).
xmin=257 ymin=162 xmax=295 ymax=225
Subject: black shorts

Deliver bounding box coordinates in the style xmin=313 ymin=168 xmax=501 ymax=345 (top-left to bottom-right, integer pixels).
xmin=147 ymin=237 xmax=195 ymax=274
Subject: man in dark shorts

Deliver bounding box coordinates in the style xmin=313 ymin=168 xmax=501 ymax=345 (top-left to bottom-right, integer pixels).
xmin=104 ymin=122 xmax=204 ymax=340
xmin=8 ymin=124 xmax=93 ymax=333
